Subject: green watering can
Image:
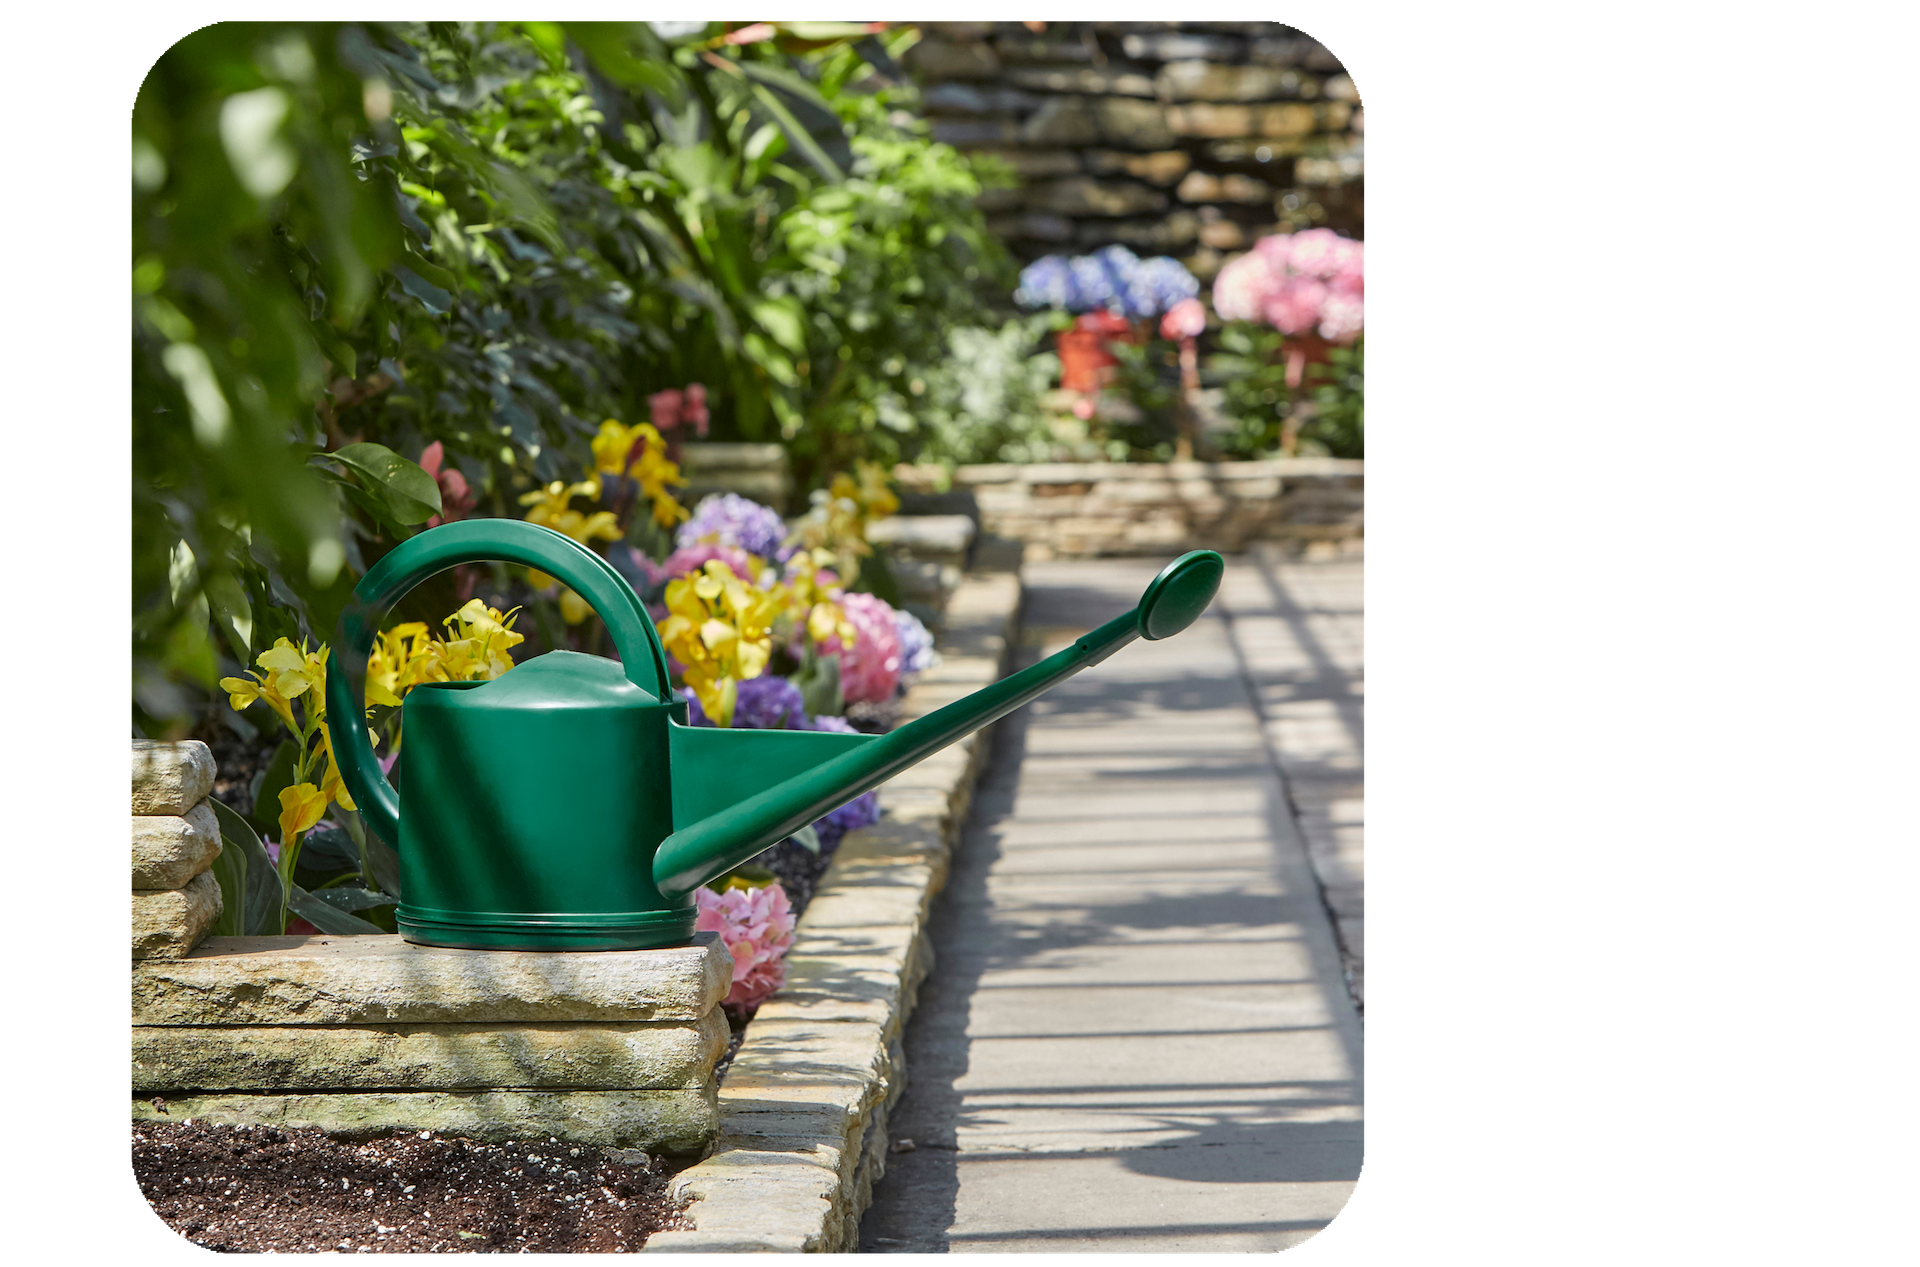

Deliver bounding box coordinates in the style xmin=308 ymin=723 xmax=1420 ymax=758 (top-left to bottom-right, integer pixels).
xmin=325 ymin=518 xmax=1223 ymax=951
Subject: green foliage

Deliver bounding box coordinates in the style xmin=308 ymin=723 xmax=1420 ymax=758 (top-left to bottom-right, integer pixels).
xmin=1208 ymin=322 xmax=1295 ymax=458
xmin=1305 ymin=334 xmax=1364 ymax=458
xmin=132 ymin=20 xmax=1023 ymax=735
xmin=1207 ymin=322 xmax=1364 ymax=459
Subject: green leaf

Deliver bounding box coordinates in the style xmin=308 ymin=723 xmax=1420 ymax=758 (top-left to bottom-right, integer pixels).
xmin=749 ymin=297 xmax=807 ymax=355
xmin=745 ymin=82 xmax=843 ymax=182
xmin=307 ymin=885 xmax=398 ymax=913
xmin=288 ymin=884 xmax=386 ymax=935
xmin=209 ymin=797 xmax=287 ymax=936
xmin=321 ymin=442 xmax=442 ymax=526
xmin=793 ymin=645 xmax=843 ymax=720
xmin=248 ymin=741 xmax=299 ymax=838
xmin=391 ymin=265 xmax=452 ymax=315
xmin=337 ymin=807 xmax=403 ymax=899
xmin=788 ymin=823 xmax=822 ymax=855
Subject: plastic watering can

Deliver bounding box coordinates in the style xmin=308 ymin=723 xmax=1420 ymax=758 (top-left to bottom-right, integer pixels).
xmin=325 ymin=519 xmax=1223 ymax=951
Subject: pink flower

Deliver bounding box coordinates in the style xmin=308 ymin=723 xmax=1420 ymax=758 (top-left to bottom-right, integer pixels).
xmin=648 ymin=388 xmax=684 ymax=432
xmin=1262 ymin=276 xmax=1330 ymax=336
xmin=825 ymin=591 xmax=903 ymax=704
xmin=656 ymin=542 xmax=759 ymax=584
xmin=1211 ymin=251 xmax=1282 ymax=322
xmin=418 ymin=441 xmax=475 ymax=528
xmin=1160 ymin=297 xmax=1207 ymax=340
xmin=648 ymin=383 xmax=713 ymax=437
xmin=694 ymin=883 xmax=796 ymax=1011
xmin=1211 ymin=231 xmax=1363 ymax=341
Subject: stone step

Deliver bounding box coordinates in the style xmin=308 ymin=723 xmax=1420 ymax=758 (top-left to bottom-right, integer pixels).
xmin=132 ymin=1011 xmax=729 ymax=1095
xmin=132 ymin=933 xmax=732 ymax=1026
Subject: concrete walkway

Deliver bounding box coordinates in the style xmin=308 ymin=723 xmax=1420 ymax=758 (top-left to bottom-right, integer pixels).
xmin=860 ymin=550 xmax=1364 ymax=1253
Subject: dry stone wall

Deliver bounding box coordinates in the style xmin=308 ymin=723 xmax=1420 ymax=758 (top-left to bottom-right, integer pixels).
xmin=904 ymin=20 xmax=1363 ymax=280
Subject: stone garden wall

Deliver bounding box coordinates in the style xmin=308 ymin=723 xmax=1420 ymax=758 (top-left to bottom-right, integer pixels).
xmin=903 ymin=20 xmax=1363 ymax=280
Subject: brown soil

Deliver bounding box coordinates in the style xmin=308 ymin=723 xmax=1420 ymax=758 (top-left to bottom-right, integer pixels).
xmin=132 ymin=1120 xmax=689 ymax=1253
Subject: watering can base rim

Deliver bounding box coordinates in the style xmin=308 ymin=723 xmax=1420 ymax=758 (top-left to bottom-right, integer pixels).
xmin=399 ymin=905 xmax=698 ymax=953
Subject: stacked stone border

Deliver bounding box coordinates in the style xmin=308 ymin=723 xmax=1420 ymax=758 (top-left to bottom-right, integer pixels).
xmin=132 ymin=741 xmax=225 ymax=960
xmin=941 ymin=457 xmax=1363 ymax=559
xmin=642 ymin=546 xmax=1025 ymax=1252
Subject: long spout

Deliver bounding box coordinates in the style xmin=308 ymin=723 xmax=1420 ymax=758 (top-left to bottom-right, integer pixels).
xmin=653 ymin=550 xmax=1224 ymax=897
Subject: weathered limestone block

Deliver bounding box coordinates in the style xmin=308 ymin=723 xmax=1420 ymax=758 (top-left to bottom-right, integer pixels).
xmin=132 ymin=871 xmax=223 ymax=961
xmin=1019 ymin=95 xmax=1099 ymax=145
xmin=131 ymin=1010 xmax=730 ymax=1095
xmin=679 ymin=442 xmax=792 ymax=513
xmin=1207 ymin=136 xmax=1311 ymax=163
xmin=1086 ymin=148 xmax=1192 ymax=185
xmin=985 ymin=212 xmax=1073 ymax=243
xmin=1005 ymin=65 xmax=1156 ymax=97
xmin=131 ymin=802 xmax=221 ymax=890
xmin=931 ymin=117 xmax=1018 ymax=146
xmin=1157 ymin=60 xmax=1319 ymax=102
xmin=1120 ymin=31 xmax=1245 ymax=61
xmin=1026 ymin=176 xmax=1169 ymax=217
xmin=1166 ymin=101 xmax=1319 ymax=139
xmin=130 ymin=1087 xmax=719 ymax=1155
xmin=1177 ymin=170 xmax=1276 ymax=203
xmin=969 ymin=147 xmax=1081 ymax=177
xmin=1084 ymin=214 xmax=1199 ymax=250
xmin=131 ymin=932 xmax=732 ymax=1026
xmin=1249 ymin=33 xmax=1344 ymax=70
xmin=131 ymin=740 xmax=215 ymax=815
xmin=903 ymin=38 xmax=1000 ymax=80
xmin=923 ymin=82 xmax=1039 ymax=116
xmin=995 ymin=35 xmax=1097 ymax=65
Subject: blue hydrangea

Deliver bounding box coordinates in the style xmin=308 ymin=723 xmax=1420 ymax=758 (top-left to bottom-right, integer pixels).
xmin=1015 ymin=246 xmax=1198 ymax=318
xmin=893 ymin=608 xmax=938 ymax=680
xmin=1014 ymin=255 xmax=1076 ymax=309
xmin=676 ymin=493 xmax=792 ymax=562
xmin=808 ymin=714 xmax=857 ymax=735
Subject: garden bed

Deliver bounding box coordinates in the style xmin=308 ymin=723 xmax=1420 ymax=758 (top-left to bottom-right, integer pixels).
xmin=133 ymin=1120 xmax=687 ymax=1252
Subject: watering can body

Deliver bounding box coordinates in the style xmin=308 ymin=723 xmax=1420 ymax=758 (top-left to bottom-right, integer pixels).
xmin=325 ymin=518 xmax=1221 ymax=952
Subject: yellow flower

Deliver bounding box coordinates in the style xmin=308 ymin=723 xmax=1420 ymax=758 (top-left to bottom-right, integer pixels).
xmin=785 ymin=461 xmax=897 ymax=577
xmin=366 ymin=622 xmax=432 ymax=708
xmin=277 ymin=782 xmax=330 ymax=849
xmin=437 ymin=601 xmax=527 ymax=678
xmin=519 ymin=479 xmax=622 ymax=590
xmin=776 ymin=549 xmax=857 ymax=648
xmin=592 ymin=418 xmax=689 ymax=528
xmin=315 ymin=725 xmax=357 ymax=812
xmin=658 ymin=560 xmax=780 ymax=727
xmin=220 ymin=637 xmax=326 ymax=732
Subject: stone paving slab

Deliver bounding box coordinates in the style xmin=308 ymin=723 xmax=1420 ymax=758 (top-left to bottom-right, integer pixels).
xmin=860 ymin=554 xmax=1363 ymax=1253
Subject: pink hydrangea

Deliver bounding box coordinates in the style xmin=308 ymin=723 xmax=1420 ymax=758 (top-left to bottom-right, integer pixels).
xmin=1211 ymin=230 xmax=1364 ymax=341
xmin=694 ymin=882 xmax=796 ymax=1011
xmin=826 ymin=591 xmax=903 ymax=704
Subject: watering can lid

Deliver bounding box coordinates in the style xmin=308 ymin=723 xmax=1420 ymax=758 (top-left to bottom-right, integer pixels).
xmin=1136 ymin=550 xmax=1225 ymax=641
xmin=416 ymin=650 xmax=660 ymax=707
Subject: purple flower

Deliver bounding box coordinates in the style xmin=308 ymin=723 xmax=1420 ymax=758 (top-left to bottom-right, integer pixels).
xmin=683 ymin=674 xmax=805 ymax=729
xmin=893 ymin=608 xmax=937 ymax=680
xmin=1014 ymin=254 xmax=1076 ymax=309
xmin=813 ymin=790 xmax=881 ymax=853
xmin=676 ymin=493 xmax=791 ymax=562
xmin=808 ymin=713 xmax=857 ymax=735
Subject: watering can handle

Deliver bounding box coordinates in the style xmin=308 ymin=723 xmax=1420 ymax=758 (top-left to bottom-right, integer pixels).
xmin=323 ymin=519 xmax=673 ymax=850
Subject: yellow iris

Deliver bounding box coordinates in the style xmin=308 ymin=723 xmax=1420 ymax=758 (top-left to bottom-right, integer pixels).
xmin=592 ymin=418 xmax=689 ymax=529
xmin=519 ymin=478 xmax=623 ymax=617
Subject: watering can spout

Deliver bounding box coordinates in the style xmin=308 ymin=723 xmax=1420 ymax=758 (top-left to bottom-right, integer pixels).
xmin=652 ymin=549 xmax=1225 ymax=897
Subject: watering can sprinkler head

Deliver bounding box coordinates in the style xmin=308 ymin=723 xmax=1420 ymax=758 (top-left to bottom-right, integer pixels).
xmin=324 ymin=519 xmax=1222 ymax=951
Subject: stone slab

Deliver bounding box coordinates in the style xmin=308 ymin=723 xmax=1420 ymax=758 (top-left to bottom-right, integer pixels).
xmin=131 ymin=931 xmax=731 ymax=1025
xmin=131 ymin=1087 xmax=718 ymax=1156
xmin=131 ymin=740 xmax=215 ymax=815
xmin=132 ymin=870 xmax=223 ymax=960
xmin=131 ymin=802 xmax=221 ymax=890
xmin=131 ymin=1010 xmax=729 ymax=1094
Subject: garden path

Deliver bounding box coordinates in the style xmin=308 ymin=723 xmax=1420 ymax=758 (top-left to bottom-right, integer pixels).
xmin=859 ymin=549 xmax=1364 ymax=1252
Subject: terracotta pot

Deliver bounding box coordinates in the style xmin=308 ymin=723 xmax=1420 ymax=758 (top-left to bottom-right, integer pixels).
xmin=1055 ymin=311 xmax=1141 ymax=392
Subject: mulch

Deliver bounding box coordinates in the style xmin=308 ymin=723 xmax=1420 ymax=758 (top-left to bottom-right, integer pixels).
xmin=132 ymin=1120 xmax=689 ymax=1253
